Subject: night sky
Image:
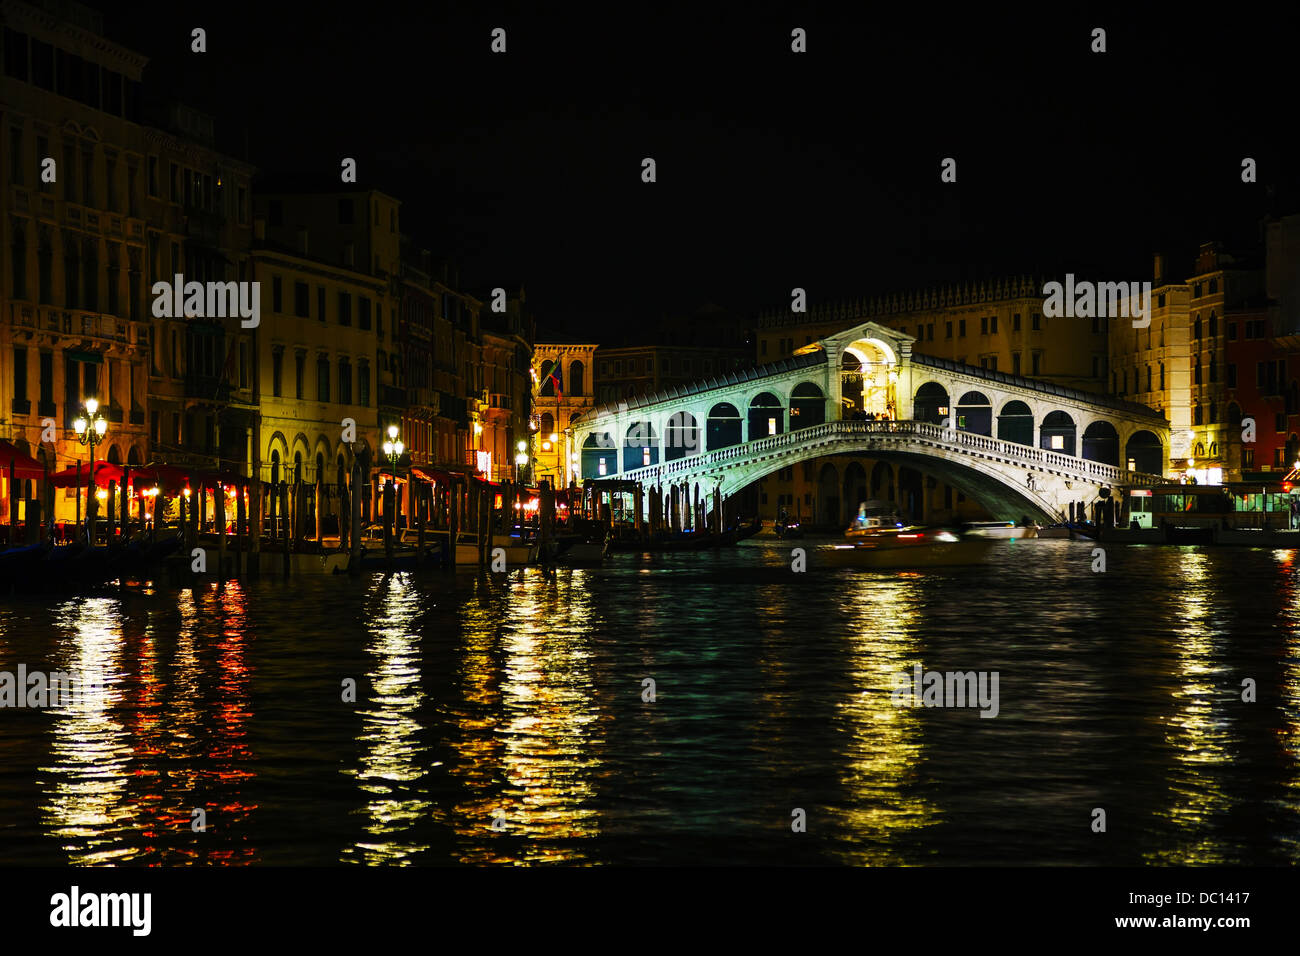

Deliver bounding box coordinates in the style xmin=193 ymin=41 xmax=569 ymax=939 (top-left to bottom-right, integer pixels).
xmin=91 ymin=3 xmax=1296 ymax=340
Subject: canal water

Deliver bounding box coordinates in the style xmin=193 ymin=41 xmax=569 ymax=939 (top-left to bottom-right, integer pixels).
xmin=1 ymin=537 xmax=1297 ymax=866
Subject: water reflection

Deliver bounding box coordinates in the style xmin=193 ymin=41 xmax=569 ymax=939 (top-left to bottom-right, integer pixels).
xmin=39 ymin=597 xmax=136 ymax=864
xmin=342 ymin=573 xmax=433 ymax=865
xmin=445 ymin=574 xmax=604 ymax=864
xmin=1145 ymin=551 xmax=1234 ymax=864
xmin=833 ymin=576 xmax=937 ymax=864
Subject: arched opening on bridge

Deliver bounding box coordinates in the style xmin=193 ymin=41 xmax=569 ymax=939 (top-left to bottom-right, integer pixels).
xmin=956 ymin=391 xmax=993 ymax=435
xmin=898 ymin=466 xmax=924 ymax=523
xmin=817 ymin=463 xmax=839 ymax=527
xmin=706 ymin=402 xmax=742 ymax=451
xmin=997 ymin=400 xmax=1034 ymax=446
xmin=539 ymin=359 xmax=560 ymax=397
xmin=842 ymin=461 xmax=867 ymax=524
xmin=664 ymin=411 xmax=700 ymax=461
xmin=582 ymin=432 xmax=616 ymax=479
xmin=840 ymin=340 xmax=897 ymax=419
xmin=747 ymin=392 xmax=784 ymax=442
xmin=1082 ymin=420 xmax=1120 ymax=466
xmin=914 ymin=382 xmax=949 ymax=425
xmin=624 ymin=421 xmax=659 ymax=471
xmin=1040 ymin=411 xmax=1077 ymax=456
xmin=789 ymin=382 xmax=826 ymax=430
xmin=870 ymin=461 xmax=894 ymax=502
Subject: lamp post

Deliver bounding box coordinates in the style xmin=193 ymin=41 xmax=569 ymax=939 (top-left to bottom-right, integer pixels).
xmin=382 ymin=424 xmax=404 ymax=532
xmin=73 ymin=398 xmax=107 ymax=541
xmin=515 ymin=440 xmax=528 ymax=485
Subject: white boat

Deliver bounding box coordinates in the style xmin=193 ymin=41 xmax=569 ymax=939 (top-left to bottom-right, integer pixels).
xmin=454 ymin=533 xmax=537 ymax=567
xmin=962 ymin=521 xmax=1038 ymax=539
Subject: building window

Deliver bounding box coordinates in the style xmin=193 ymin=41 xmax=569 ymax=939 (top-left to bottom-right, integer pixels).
xmin=358 ymin=363 xmax=370 ymax=406
xmin=317 ymin=356 xmax=330 ymax=402
xmin=1227 ymin=363 xmax=1236 ymax=387
xmin=272 ymin=348 xmax=283 ymax=397
xmin=338 ymin=291 xmax=352 ymax=326
xmin=927 ymin=323 xmax=934 ymax=340
xmin=1228 ymin=321 xmax=1237 ymax=340
xmin=1031 ymin=352 xmax=1041 ymax=375
xmin=1193 ymin=282 xmax=1202 ymax=298
xmin=295 ymin=352 xmax=305 ymax=399
xmin=946 ymin=321 xmax=953 ymax=339
xmin=358 ymin=297 xmax=371 ymax=330
xmin=339 ymin=358 xmax=352 ymax=404
xmin=147 ymin=155 xmax=158 ymax=197
xmin=1012 ymin=353 xmax=1021 ymax=375
xmin=1209 ymin=312 xmax=1218 ymax=337
xmin=1243 ymin=448 xmax=1254 ymax=469
xmin=1031 ymin=313 xmax=1041 ymax=330
xmin=1209 ymin=279 xmax=1218 ymax=294
xmin=990 ymin=315 xmax=998 ymax=334
xmin=1013 ymin=313 xmax=1021 ymax=331
xmin=294 ymin=281 xmax=309 ymax=317
xmin=959 ymin=319 xmax=966 ymax=337
xmin=272 ymin=276 xmax=282 ymax=313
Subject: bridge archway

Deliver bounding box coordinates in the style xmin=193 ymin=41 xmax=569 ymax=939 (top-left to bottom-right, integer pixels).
xmin=842 ymin=461 xmax=867 ymax=520
xmin=582 ymin=432 xmax=616 ymax=479
xmin=914 ymin=382 xmax=949 ymax=425
xmin=817 ymin=462 xmax=839 ymax=526
xmin=1082 ymin=420 xmax=1120 ymax=466
xmin=998 ymin=400 xmax=1034 ymax=446
xmin=957 ymin=390 xmax=993 ymax=436
xmin=840 ymin=338 xmax=898 ymax=419
xmin=665 ymin=411 xmax=700 ymax=461
xmin=1040 ymin=410 xmax=1077 ymax=456
xmin=870 ymin=460 xmax=894 ymax=501
xmin=747 ymin=392 xmax=784 ymax=442
xmin=1124 ymin=430 xmax=1163 ymax=474
xmin=624 ymin=421 xmax=659 ymax=471
xmin=790 ymin=382 xmax=826 ymax=430
xmin=707 ymin=402 xmax=742 ymax=451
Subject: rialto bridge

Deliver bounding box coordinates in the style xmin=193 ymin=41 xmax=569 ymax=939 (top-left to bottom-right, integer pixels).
xmin=567 ymin=321 xmax=1169 ymax=525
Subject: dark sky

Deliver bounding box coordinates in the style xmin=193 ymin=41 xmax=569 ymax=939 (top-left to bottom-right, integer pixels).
xmin=90 ymin=3 xmax=1296 ymax=341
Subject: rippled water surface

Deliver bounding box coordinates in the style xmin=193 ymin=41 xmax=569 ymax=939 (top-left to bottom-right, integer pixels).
xmin=1 ymin=537 xmax=1298 ymax=865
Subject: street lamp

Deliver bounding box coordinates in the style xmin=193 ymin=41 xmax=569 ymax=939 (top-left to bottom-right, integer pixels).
xmin=382 ymin=423 xmax=404 ymax=483
xmin=73 ymin=398 xmax=108 ymax=538
xmin=515 ymin=439 xmax=528 ymax=484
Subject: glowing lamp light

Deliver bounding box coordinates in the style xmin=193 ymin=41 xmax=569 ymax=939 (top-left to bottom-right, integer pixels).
xmin=541 ymin=441 xmax=553 ymax=451
xmin=549 ymin=433 xmax=558 ymax=443
xmin=95 ymin=487 xmax=108 ymax=501
xmin=473 ymin=423 xmax=483 ymax=436
xmin=73 ymin=417 xmax=87 ymax=435
xmin=94 ymin=417 xmax=107 ymax=436
xmin=183 ymin=487 xmax=192 ymax=499
xmin=517 ymin=440 xmax=527 ymax=453
xmin=515 ymin=452 xmax=528 ymax=466
xmin=84 ymin=398 xmax=98 ymax=417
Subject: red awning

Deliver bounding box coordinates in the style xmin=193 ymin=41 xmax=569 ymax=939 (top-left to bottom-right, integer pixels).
xmin=0 ymin=441 xmax=45 ymax=481
xmin=49 ymin=460 xmax=124 ymax=488
xmin=411 ymin=467 xmax=458 ymax=484
xmin=129 ymin=463 xmax=191 ymax=494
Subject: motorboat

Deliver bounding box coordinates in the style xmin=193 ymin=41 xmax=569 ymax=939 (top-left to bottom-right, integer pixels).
xmin=962 ymin=520 xmax=1038 ymax=540
xmin=774 ymin=515 xmax=804 ymax=539
xmin=820 ymin=526 xmax=995 ymax=569
xmin=555 ymin=535 xmax=609 ymax=566
xmin=844 ymin=499 xmax=905 ymax=540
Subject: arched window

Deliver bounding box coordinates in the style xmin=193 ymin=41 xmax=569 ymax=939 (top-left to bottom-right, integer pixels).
xmin=1209 ymin=311 xmax=1218 ymax=337
xmin=1194 ymin=404 xmax=1203 ymax=425
xmin=1194 ymin=316 xmax=1202 ymax=340
xmin=1145 ymin=365 xmax=1152 ymax=390
xmin=540 ymin=411 xmax=555 ymax=435
xmin=568 ymin=360 xmax=585 ymax=397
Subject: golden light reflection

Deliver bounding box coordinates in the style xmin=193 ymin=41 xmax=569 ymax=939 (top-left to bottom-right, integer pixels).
xmin=1144 ymin=550 xmax=1235 ymax=864
xmin=443 ymin=572 xmax=604 ymax=864
xmin=342 ymin=573 xmax=433 ymax=865
xmin=827 ymin=575 xmax=939 ymax=863
xmin=39 ymin=596 xmax=137 ymax=864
